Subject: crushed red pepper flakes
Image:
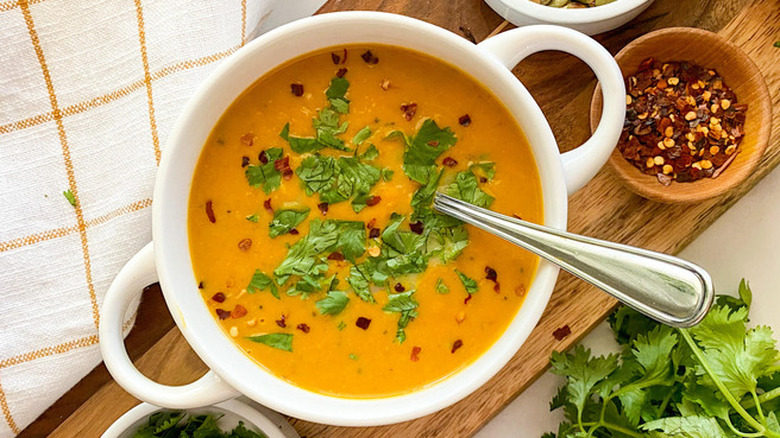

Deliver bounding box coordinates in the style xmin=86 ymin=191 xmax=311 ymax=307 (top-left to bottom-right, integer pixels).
xmin=331 ymin=52 xmax=340 ymax=64
xmin=380 ymin=79 xmax=391 ymax=90
xmin=409 ymin=221 xmax=424 ymax=235
xmin=274 ymin=156 xmax=290 ymax=171
xmin=289 ymin=228 xmax=300 ymax=235
xmin=479 ymin=177 xmax=488 ymax=183
xmin=205 ymin=200 xmax=216 ymax=223
xmin=369 ymin=227 xmax=380 ymax=239
xmin=512 ymin=214 xmax=523 ymax=220
xmin=198 ymin=281 xmax=204 ymax=289
xmin=464 ymin=295 xmax=472 ymax=305
xmin=451 ymin=339 xmax=464 ymax=353
xmin=240 ymin=133 xmax=255 ymax=146
xmin=493 ymin=282 xmax=501 ymax=293
xmin=553 ymin=325 xmax=572 ymax=341
xmin=427 ymin=140 xmax=439 ymax=147
xmin=327 ymin=252 xmax=345 ymax=261
xmin=241 ymin=156 xmax=249 ymax=168
xmin=366 ymin=218 xmax=377 ymax=229
xmin=621 ymin=58 xmax=747 ymax=185
xmin=401 ymin=103 xmax=417 ymax=121
xmin=484 ymin=266 xmax=497 ymax=282
xmin=211 ymin=292 xmax=225 ymax=303
xmin=275 ymin=315 xmax=287 ymax=328
xmin=258 ymin=150 xmax=269 ymax=164
xmin=263 ymin=199 xmax=273 ymax=214
xmin=297 ymin=323 xmax=310 ymax=333
xmin=282 ymin=169 xmax=293 ymax=180
xmin=361 ymin=50 xmax=378 ymax=64
xmin=410 ymin=346 xmax=422 ymax=362
xmin=336 ymin=68 xmax=348 ymax=78
xmin=458 ymin=114 xmax=472 ymax=127
xmin=442 ymin=157 xmax=458 ymax=167
xmin=317 ymin=202 xmax=329 ymax=215
xmin=341 ymin=49 xmax=347 ymax=64
xmin=231 ymin=304 xmax=247 ymax=319
xmin=237 ymin=238 xmax=252 ymax=252
xmin=215 ymin=308 xmax=231 ymax=320
xmin=356 ymin=317 xmax=372 ymax=330
xmin=290 ymin=83 xmax=304 ymax=97
xmin=394 ymin=283 xmax=405 ymax=292
xmin=365 ymin=195 xmax=381 ymax=206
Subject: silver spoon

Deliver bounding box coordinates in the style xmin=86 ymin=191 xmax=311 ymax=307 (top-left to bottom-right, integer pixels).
xmin=433 ymin=193 xmax=714 ymax=328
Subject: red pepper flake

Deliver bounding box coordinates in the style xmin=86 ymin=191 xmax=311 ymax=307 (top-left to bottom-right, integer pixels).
xmin=336 ymin=68 xmax=348 ymax=78
xmin=282 ymin=169 xmax=293 ymax=181
xmin=258 ymin=150 xmax=269 ymax=164
xmin=464 ymin=295 xmax=472 ymax=305
xmin=237 ymin=238 xmax=252 ymax=252
xmin=263 ymin=199 xmax=273 ymax=213
xmin=341 ymin=48 xmax=347 ymax=64
xmin=355 ymin=317 xmax=371 ymax=330
xmin=275 ymin=315 xmax=286 ymax=328
xmin=205 ymin=200 xmax=216 ymax=223
xmin=400 ymin=103 xmax=417 ymax=121
xmin=479 ymin=177 xmax=488 ymax=183
xmin=297 ymin=323 xmax=310 ymax=333
xmin=231 ymin=304 xmax=247 ymax=319
xmin=427 ymin=140 xmax=439 ymax=147
xmin=289 ymin=228 xmax=299 ymax=235
xmin=410 ymin=346 xmax=422 ymax=362
xmin=409 ymin=221 xmax=424 ymax=235
xmin=211 ymin=292 xmax=225 ymax=303
xmin=327 ymin=252 xmax=345 ymax=261
xmin=198 ymin=281 xmax=204 ymax=289
xmin=366 ymin=218 xmax=376 ymax=229
xmin=458 ymin=114 xmax=471 ymax=127
xmin=317 ymin=202 xmax=329 ymax=215
xmin=331 ymin=52 xmax=341 ymax=64
xmin=240 ymin=133 xmax=255 ymax=146
xmin=274 ymin=156 xmax=290 ymax=172
xmin=484 ymin=266 xmax=498 ymax=282
xmin=493 ymin=282 xmax=501 ymax=293
xmin=394 ymin=283 xmax=405 ymax=292
xmin=553 ymin=325 xmax=572 ymax=341
xmin=360 ymin=50 xmax=379 ymax=65
xmin=442 ymin=157 xmax=458 ymax=167
xmin=215 ymin=308 xmax=231 ymax=320
xmin=451 ymin=339 xmax=464 ymax=353
xmin=290 ymin=83 xmax=304 ymax=96
xmin=369 ymin=227 xmax=380 ymax=239
xmin=241 ymin=156 xmax=249 ymax=168
xmin=365 ymin=195 xmax=381 ymax=207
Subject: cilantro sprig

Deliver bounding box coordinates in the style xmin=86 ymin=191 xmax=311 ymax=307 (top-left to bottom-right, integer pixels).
xmin=131 ymin=411 xmax=265 ymax=438
xmin=545 ymin=280 xmax=780 ymax=438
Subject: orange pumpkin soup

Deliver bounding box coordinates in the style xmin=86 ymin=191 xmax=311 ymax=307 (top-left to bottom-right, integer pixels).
xmin=188 ymin=44 xmax=543 ymax=398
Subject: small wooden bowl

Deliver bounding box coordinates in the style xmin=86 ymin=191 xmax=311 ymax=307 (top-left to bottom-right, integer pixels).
xmin=590 ymin=27 xmax=772 ymax=203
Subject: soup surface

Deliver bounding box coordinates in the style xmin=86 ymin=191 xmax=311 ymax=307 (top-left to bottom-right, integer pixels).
xmin=188 ymin=44 xmax=543 ymax=398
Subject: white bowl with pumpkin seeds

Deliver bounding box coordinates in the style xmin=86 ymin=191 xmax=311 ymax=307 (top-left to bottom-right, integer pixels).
xmin=484 ymin=0 xmax=654 ymax=35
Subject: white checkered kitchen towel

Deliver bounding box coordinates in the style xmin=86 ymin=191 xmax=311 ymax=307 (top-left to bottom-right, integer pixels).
xmin=0 ymin=0 xmax=324 ymax=435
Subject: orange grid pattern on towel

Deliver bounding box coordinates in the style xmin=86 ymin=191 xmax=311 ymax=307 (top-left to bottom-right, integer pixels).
xmin=0 ymin=0 xmax=258 ymax=435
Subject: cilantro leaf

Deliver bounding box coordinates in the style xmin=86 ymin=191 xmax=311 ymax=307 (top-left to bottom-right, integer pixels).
xmin=325 ymin=77 xmax=350 ymax=113
xmin=63 ymin=189 xmax=76 ymax=207
xmin=347 ymin=265 xmax=375 ymax=303
xmin=388 ymin=119 xmax=457 ymax=184
xmin=381 ymin=168 xmax=394 ymax=181
xmin=246 ymin=270 xmax=279 ymax=299
xmin=295 ymin=154 xmax=381 ymax=210
xmin=246 ymin=333 xmax=293 ymax=352
xmin=436 ymin=278 xmax=449 ymax=294
xmin=316 ymin=291 xmax=350 ymax=315
xmin=229 ymin=421 xmax=265 ymax=438
xmin=245 ymin=148 xmax=284 ymax=193
xmin=383 ymin=290 xmax=418 ymax=343
xmin=455 ymin=269 xmax=478 ymax=294
xmin=353 ymin=126 xmax=372 ymax=146
xmin=269 ymin=208 xmax=310 ymax=238
xmin=279 ymin=123 xmax=323 ymax=154
xmin=245 ymin=214 xmax=259 ymax=223
xmin=445 ymin=168 xmax=494 ymax=208
xmin=280 ymin=76 xmax=352 ymax=153
xmin=642 ymin=416 xmax=730 ymax=437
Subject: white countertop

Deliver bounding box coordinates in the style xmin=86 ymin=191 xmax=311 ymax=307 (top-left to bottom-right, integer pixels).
xmin=479 ymin=166 xmax=780 ymax=437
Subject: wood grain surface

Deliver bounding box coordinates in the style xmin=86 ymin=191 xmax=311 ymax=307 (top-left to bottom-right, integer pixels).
xmin=27 ymin=0 xmax=779 ymax=437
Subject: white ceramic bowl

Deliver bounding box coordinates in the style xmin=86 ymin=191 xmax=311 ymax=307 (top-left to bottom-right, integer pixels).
xmin=101 ymin=399 xmax=296 ymax=438
xmin=100 ymin=12 xmax=625 ymax=426
xmin=484 ymin=0 xmax=654 ymax=35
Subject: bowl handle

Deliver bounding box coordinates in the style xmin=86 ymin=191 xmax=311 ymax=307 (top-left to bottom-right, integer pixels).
xmin=99 ymin=242 xmax=239 ymax=407
xmin=477 ymin=25 xmax=625 ymax=195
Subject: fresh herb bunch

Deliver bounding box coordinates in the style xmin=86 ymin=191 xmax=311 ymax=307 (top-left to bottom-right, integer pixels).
xmin=545 ymin=280 xmax=780 ymax=437
xmin=132 ymin=411 xmax=265 ymax=438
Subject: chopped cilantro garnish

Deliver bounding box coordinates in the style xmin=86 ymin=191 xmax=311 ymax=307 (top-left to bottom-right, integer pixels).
xmin=325 ymin=77 xmax=350 ymax=113
xmin=383 ymin=290 xmax=419 ymax=343
xmin=349 ymin=353 xmax=359 ymax=361
xmin=246 ymin=270 xmax=279 ymax=299
xmin=295 ymin=154 xmax=381 ymax=212
xmin=316 ymin=290 xmax=350 ymax=315
xmin=346 ymin=265 xmax=375 ymax=303
xmin=62 ymin=189 xmax=76 ymax=207
xmin=285 ymin=272 xmax=333 ymax=300
xmin=455 ymin=269 xmax=478 ymax=294
xmin=436 ymin=278 xmax=450 ymax=294
xmin=357 ymin=143 xmax=379 ymax=161
xmin=268 ymin=208 xmax=310 ymax=238
xmin=246 ymin=333 xmax=293 ymax=352
xmin=131 ymin=412 xmax=264 ymax=438
xmin=381 ymin=168 xmax=394 ymax=181
xmin=388 ymin=119 xmax=457 ymax=184
xmin=337 ymin=321 xmax=347 ymax=331
xmin=445 ymin=166 xmax=495 ymax=208
xmin=245 ymin=214 xmax=259 ymax=223
xmin=352 ymin=126 xmax=372 ymax=146
xmin=245 ymin=147 xmax=284 ymax=194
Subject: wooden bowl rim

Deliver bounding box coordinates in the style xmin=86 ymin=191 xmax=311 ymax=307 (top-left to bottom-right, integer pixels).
xmin=590 ymin=26 xmax=772 ymax=204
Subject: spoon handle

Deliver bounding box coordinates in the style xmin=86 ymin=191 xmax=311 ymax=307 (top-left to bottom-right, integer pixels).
xmin=433 ymin=193 xmax=714 ymax=328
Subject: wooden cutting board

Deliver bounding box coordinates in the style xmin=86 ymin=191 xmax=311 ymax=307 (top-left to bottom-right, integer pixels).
xmin=41 ymin=0 xmax=780 ymax=437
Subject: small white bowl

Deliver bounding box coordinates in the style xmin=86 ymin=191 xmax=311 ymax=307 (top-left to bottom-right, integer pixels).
xmin=101 ymin=399 xmax=297 ymax=438
xmin=484 ymin=0 xmax=654 ymax=35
